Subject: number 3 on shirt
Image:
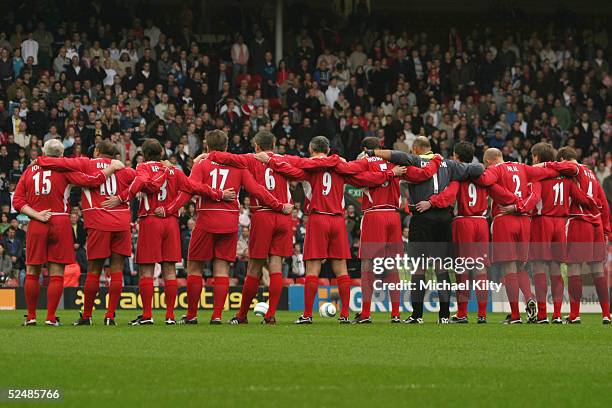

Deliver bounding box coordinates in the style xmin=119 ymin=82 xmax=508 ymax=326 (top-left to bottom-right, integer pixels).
xmin=322 ymin=172 xmax=332 ymax=196
xmin=210 ymin=168 xmax=229 ymax=190
xmin=157 ymin=180 xmax=168 ymax=201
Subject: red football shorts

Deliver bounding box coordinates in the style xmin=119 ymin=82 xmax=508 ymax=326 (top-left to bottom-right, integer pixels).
xmin=303 ymin=213 xmax=350 ymax=260
xmin=359 ymin=210 xmax=403 ymax=259
xmin=452 ymin=216 xmax=490 ymax=265
xmin=565 ymin=218 xmax=606 ymax=263
xmin=249 ymin=210 xmax=293 ymax=259
xmin=188 ymin=226 xmax=238 ymax=262
xmin=86 ymin=228 xmax=132 ymax=260
xmin=529 ymin=215 xmax=566 ymax=262
xmin=135 ymin=216 xmax=181 ymax=264
xmin=26 ymin=216 xmax=75 ymax=265
xmin=491 ymin=215 xmax=530 ymax=263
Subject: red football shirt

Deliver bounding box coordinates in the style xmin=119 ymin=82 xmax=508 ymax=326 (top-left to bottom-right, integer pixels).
xmin=267 ymin=154 xmax=398 ymax=215
xmin=125 ymin=161 xmax=224 ymax=218
xmin=527 ymin=176 xmax=595 ymax=217
xmin=428 ymin=179 xmax=519 ymax=216
xmin=475 ymin=161 xmax=577 ymax=217
xmin=37 ymin=156 xmax=136 ymax=231
xmin=207 ymin=151 xmax=303 ymax=211
xmin=568 ymin=164 xmax=611 ymax=236
xmin=13 ymin=164 xmax=106 ymax=215
xmin=165 ymin=157 xmax=284 ymax=233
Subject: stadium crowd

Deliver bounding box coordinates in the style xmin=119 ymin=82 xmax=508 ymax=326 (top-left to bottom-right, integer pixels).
xmin=0 ymin=1 xmax=610 ymax=289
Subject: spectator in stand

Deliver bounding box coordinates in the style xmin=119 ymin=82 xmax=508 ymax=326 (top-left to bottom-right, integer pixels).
xmin=0 ymin=242 xmax=13 ymax=283
xmin=70 ymin=212 xmax=87 ymax=274
xmin=231 ymin=34 xmax=249 ymax=88
xmin=2 ymin=225 xmax=23 ymax=280
xmin=291 ymin=243 xmax=305 ymax=279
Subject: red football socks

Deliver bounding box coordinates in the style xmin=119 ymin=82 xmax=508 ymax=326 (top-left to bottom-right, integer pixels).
xmin=568 ymin=275 xmax=582 ymax=320
xmin=384 ymin=271 xmax=401 ymax=318
xmin=455 ymin=273 xmax=469 ymax=318
xmin=517 ymin=268 xmax=534 ymax=301
xmin=533 ymin=273 xmax=548 ymax=320
xmin=475 ymin=273 xmax=488 ymax=318
xmin=360 ymin=270 xmax=374 ymax=318
xmin=593 ymin=275 xmax=610 ymax=319
xmin=164 ymin=279 xmax=178 ymax=320
xmin=265 ymin=272 xmax=282 ymax=319
xmin=82 ymin=273 xmax=100 ymax=319
xmin=337 ymin=275 xmax=351 ymax=318
xmin=303 ymin=275 xmax=318 ymax=318
xmin=504 ymin=272 xmax=520 ymax=320
xmin=139 ymin=276 xmax=154 ymax=319
xmin=24 ymin=274 xmax=40 ymax=320
xmin=186 ymin=275 xmax=203 ymax=319
xmin=237 ymin=274 xmax=259 ymax=319
xmin=550 ymin=274 xmax=564 ymax=318
xmin=105 ymin=272 xmax=123 ymax=319
xmin=211 ymin=276 xmax=229 ymax=320
xmin=46 ymin=275 xmax=64 ymax=322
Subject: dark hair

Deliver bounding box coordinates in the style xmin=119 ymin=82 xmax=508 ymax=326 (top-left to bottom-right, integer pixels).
xmin=141 ymin=139 xmax=163 ymax=161
xmin=453 ymin=141 xmax=475 ymax=163
xmin=557 ymin=146 xmax=577 ymax=161
xmin=361 ymin=136 xmax=381 ymax=150
xmin=205 ymin=129 xmax=229 ymax=152
xmin=309 ymin=136 xmax=330 ymax=154
xmin=96 ymin=139 xmax=118 ymax=157
xmin=531 ymin=142 xmax=555 ymax=163
xmin=253 ymin=130 xmax=276 ymax=151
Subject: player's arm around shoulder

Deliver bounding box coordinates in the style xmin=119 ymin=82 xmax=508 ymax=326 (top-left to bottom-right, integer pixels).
xmin=346 ymin=165 xmax=405 ymax=188
xmin=64 ymin=168 xmax=108 ymax=188
xmin=370 ymin=149 xmax=419 ymax=166
xmin=207 ymin=151 xmax=252 ymax=169
xmin=449 ymin=159 xmax=484 ymax=182
xmin=404 ymin=154 xmax=443 ymax=183
xmin=333 ymin=157 xmax=370 ymax=175
xmin=542 ymin=161 xmax=579 ymax=177
xmin=473 ymin=163 xmax=498 ymax=186
xmin=255 ymin=152 xmax=307 ymax=180
xmin=36 ymin=156 xmax=90 ymax=172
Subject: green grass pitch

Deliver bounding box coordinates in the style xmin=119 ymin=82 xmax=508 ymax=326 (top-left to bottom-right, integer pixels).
xmin=1 ymin=310 xmax=611 ymax=407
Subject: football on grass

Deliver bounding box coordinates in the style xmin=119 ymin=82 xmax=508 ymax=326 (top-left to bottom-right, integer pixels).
xmin=319 ymin=302 xmax=337 ymax=318
xmin=254 ymin=302 xmax=269 ymax=317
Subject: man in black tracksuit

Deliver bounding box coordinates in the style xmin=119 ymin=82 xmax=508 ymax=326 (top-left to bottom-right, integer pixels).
xmin=370 ymin=136 xmax=484 ymax=323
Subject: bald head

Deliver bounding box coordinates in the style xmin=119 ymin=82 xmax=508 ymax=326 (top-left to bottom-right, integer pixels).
xmin=43 ymin=139 xmax=65 ymax=157
xmin=483 ymin=148 xmax=503 ymax=167
xmin=412 ymin=136 xmax=431 ymax=155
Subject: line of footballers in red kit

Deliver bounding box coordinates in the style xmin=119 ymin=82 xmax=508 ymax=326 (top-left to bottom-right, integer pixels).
xmin=14 ymin=129 xmax=610 ymax=326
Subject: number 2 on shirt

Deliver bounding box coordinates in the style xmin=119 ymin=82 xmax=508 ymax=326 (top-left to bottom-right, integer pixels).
xmin=512 ymin=174 xmax=522 ymax=197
